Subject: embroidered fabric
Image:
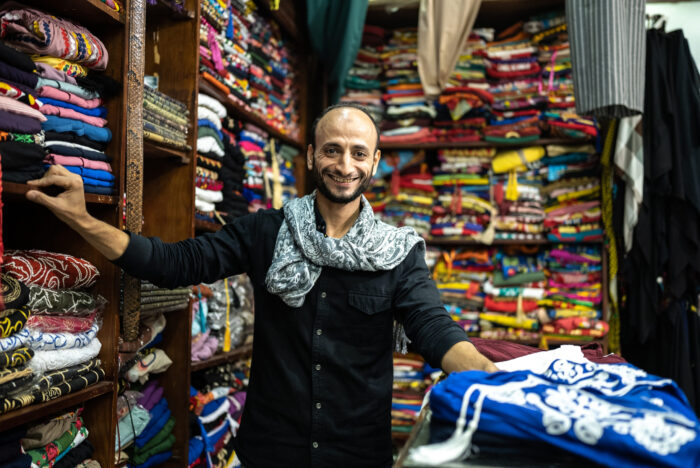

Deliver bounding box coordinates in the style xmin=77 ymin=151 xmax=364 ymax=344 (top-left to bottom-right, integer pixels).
xmin=28 ymin=337 xmax=101 ymax=374
xmin=3 ymin=250 xmax=99 ymax=290
xmin=27 ymin=286 xmax=104 ymax=316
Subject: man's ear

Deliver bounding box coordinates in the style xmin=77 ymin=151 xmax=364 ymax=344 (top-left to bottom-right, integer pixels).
xmin=371 ymin=149 xmax=381 ymax=176
xmin=307 ymin=144 xmax=314 ymax=171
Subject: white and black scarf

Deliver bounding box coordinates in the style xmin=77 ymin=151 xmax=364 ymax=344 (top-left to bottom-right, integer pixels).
xmin=265 ymin=191 xmax=424 ymax=351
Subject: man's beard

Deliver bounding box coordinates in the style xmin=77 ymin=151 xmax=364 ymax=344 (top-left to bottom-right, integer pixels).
xmin=311 ymin=158 xmax=374 ymax=204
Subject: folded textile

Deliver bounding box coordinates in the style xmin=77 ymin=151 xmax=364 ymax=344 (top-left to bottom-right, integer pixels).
xmin=44 ymin=143 xmax=109 ymax=162
xmin=3 ymin=250 xmax=99 ymax=290
xmin=33 ymin=62 xmax=77 ymax=85
xmin=39 ymin=98 xmax=106 ymax=118
xmin=28 ymin=337 xmax=101 ymax=373
xmin=128 ymin=450 xmax=172 ymax=468
xmin=39 ymin=104 xmax=107 ymax=127
xmin=125 ymin=348 xmax=172 ymax=384
xmin=0 ymin=346 xmax=33 ymax=367
xmin=115 ymin=404 xmax=151 ymax=451
xmin=135 ymin=398 xmax=170 ymax=448
xmin=53 ymin=439 xmax=93 ymax=468
xmin=0 ymin=306 xmax=30 ymax=338
xmin=0 ymin=109 xmax=42 ymax=134
xmin=41 ymin=115 xmax=111 ymax=143
xmin=28 ymin=285 xmax=101 ymax=315
xmin=0 ymin=96 xmax=46 ymax=121
xmin=43 ymin=132 xmax=106 ymax=151
xmin=0 ymin=141 xmax=46 ymax=170
xmin=22 ymin=411 xmax=78 ymax=449
xmin=25 ymin=321 xmax=99 ymax=351
xmin=132 ymin=418 xmax=175 ymax=465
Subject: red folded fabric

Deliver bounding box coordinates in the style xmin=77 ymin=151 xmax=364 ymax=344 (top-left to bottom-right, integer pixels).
xmin=3 ymin=250 xmax=99 ymax=290
xmin=484 ymin=296 xmax=539 ymax=312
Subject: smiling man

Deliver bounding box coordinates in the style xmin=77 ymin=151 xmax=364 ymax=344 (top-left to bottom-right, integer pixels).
xmin=26 ymin=103 xmax=496 ymax=468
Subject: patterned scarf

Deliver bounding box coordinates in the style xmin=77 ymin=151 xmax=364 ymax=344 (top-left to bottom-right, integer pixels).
xmin=265 ymin=192 xmax=424 ymax=351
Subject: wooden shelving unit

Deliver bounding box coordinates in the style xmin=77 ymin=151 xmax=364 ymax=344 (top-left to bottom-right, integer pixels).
xmin=19 ymin=0 xmax=125 ymax=24
xmin=191 ymin=344 xmax=253 ymax=372
xmin=144 ymin=140 xmax=191 ymax=164
xmin=194 ymin=218 xmax=222 ymax=233
xmin=3 ymin=182 xmax=119 ymax=205
xmin=147 ymin=0 xmax=196 ymax=21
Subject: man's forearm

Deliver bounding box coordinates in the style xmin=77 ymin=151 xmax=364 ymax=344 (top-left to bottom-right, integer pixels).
xmin=73 ymin=215 xmax=130 ymax=261
xmin=441 ymin=341 xmax=498 ymax=373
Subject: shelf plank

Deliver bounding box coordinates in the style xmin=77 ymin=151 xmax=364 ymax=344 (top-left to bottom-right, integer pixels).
xmin=0 ymin=381 xmax=114 ymax=430
xmin=425 ymin=237 xmax=605 ymax=247
xmin=147 ymin=0 xmax=196 ymax=21
xmin=198 ymin=79 xmax=304 ymax=150
xmin=194 ymin=218 xmax=223 ymax=233
xmin=3 ymin=182 xmax=118 ymax=205
xmin=20 ymin=0 xmax=124 ymax=25
xmin=144 ymin=140 xmax=191 ymax=164
xmin=191 ymin=344 xmax=253 ymax=372
xmin=380 ymin=138 xmax=590 ymax=151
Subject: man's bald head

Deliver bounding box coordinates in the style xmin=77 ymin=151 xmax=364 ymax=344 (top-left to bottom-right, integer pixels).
xmin=310 ymin=103 xmax=380 ymax=153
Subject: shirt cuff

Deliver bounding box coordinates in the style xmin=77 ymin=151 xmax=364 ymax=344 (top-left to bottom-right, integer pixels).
xmin=428 ymin=328 xmax=470 ymax=370
xmin=111 ymin=231 xmax=153 ymax=272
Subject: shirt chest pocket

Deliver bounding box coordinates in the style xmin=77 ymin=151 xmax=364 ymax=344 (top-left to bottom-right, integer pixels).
xmin=347 ymin=291 xmax=392 ymax=316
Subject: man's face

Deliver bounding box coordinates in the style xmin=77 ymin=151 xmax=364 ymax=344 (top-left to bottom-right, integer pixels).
xmin=307 ymin=108 xmax=380 ymax=204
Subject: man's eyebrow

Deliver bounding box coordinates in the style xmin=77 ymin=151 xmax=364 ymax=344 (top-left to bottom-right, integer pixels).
xmin=321 ymin=142 xmax=342 ymax=149
xmin=351 ymin=144 xmax=370 ymax=151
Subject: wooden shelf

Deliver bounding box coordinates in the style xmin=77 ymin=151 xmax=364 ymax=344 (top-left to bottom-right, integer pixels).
xmin=191 ymin=344 xmax=253 ymax=372
xmin=0 ymin=381 xmax=114 ymax=430
xmin=256 ymin=0 xmax=304 ymax=44
xmin=144 ymin=140 xmax=191 ymax=164
xmin=198 ymin=79 xmax=304 ymax=150
xmin=147 ymin=0 xmax=196 ymax=21
xmin=426 ymin=237 xmax=605 ymax=247
xmin=379 ymin=138 xmax=590 ymax=151
xmin=20 ymin=0 xmax=124 ymax=25
xmin=194 ymin=218 xmax=223 ymax=232
xmin=3 ymin=182 xmax=118 ymax=205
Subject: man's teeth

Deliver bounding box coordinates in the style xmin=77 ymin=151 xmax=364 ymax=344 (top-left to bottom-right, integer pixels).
xmin=330 ymin=175 xmax=356 ymax=183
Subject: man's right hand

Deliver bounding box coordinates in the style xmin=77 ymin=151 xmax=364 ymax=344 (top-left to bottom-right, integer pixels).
xmin=26 ymin=165 xmax=92 ymax=230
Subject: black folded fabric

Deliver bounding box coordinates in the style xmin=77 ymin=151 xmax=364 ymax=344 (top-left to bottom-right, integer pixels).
xmin=75 ymin=73 xmax=121 ymax=98
xmin=0 ymin=77 xmax=36 ymax=98
xmin=0 ymin=373 xmax=32 ymax=399
xmin=1 ymin=274 xmax=29 ymax=310
xmin=43 ymin=131 xmax=107 ymax=152
xmin=0 ymin=427 xmax=24 ymax=445
xmin=0 ymin=43 xmax=34 ymax=73
xmin=0 ymin=59 xmax=37 ymax=88
xmin=0 ymin=347 xmax=33 ymax=368
xmin=0 ymin=110 xmax=41 ymax=134
xmin=2 ymin=166 xmax=46 ymax=183
xmin=0 ymin=438 xmax=22 ymax=464
xmin=53 ymin=439 xmax=94 ymax=468
xmin=0 ymin=142 xmax=45 ymax=170
xmin=2 ymin=453 xmax=31 ymax=468
xmin=43 ymin=143 xmax=110 ymax=162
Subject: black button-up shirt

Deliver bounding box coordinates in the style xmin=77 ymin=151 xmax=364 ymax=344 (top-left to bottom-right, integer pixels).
xmin=115 ymin=207 xmax=468 ymax=467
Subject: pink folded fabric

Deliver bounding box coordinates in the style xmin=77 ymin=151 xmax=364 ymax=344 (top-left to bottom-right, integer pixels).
xmin=36 ymin=86 xmax=102 ymax=109
xmin=34 ymin=62 xmax=78 ymax=85
xmin=0 ymin=95 xmax=46 ymax=121
xmin=44 ymin=154 xmax=112 ymax=172
xmin=39 ymin=104 xmax=107 ymax=127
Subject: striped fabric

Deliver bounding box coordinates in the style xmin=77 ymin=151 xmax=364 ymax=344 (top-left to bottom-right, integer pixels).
xmin=566 ymin=0 xmax=646 ymax=118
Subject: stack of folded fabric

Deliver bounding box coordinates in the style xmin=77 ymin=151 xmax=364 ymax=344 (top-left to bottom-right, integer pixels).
xmin=0 ymin=4 xmax=117 ymax=195
xmin=478 ymin=247 xmax=546 ymax=343
xmin=20 ymin=409 xmax=99 ymax=468
xmin=380 ymin=170 xmax=435 ymax=238
xmin=431 ymin=148 xmax=496 ymax=241
xmin=0 ymin=42 xmax=47 ymax=184
xmin=391 ymin=353 xmax=433 ymax=442
xmin=189 ymin=358 xmax=250 ymax=468
xmin=115 ymin=389 xmax=150 ymax=466
xmin=128 ymin=380 xmax=175 ymax=468
xmin=239 ymin=124 xmax=268 ymax=212
xmin=143 ymin=86 xmax=190 ymax=150
xmin=197 ymin=93 xmax=227 ymax=222
xmin=540 ymin=143 xmax=602 ymax=242
xmin=380 ymin=28 xmax=436 ymax=144
xmin=341 ymin=26 xmax=385 ymax=124
xmin=0 ymin=250 xmax=105 ymax=414
xmin=265 ymin=140 xmax=297 ymax=207
xmin=140 ymin=281 xmax=191 ymax=316
xmin=490 ymin=145 xmax=547 ymax=241
xmin=191 ymin=283 xmax=218 ymax=362
xmin=539 ymin=244 xmax=608 ymax=340
xmin=432 ymin=249 xmax=493 ymax=335
xmin=0 ymin=427 xmax=32 ymax=468
xmin=446 ymin=29 xmax=492 ymax=91
xmin=215 ymin=117 xmax=248 ymax=221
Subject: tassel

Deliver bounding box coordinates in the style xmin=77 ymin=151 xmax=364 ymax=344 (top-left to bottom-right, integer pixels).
xmin=394 ymin=321 xmax=410 ymax=354
xmin=223 ymin=278 xmax=231 ymax=352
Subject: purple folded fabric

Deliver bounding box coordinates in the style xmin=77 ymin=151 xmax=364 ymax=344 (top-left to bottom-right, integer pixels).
xmin=33 ymin=62 xmax=78 ymax=85
xmin=228 ymin=391 xmax=246 ymax=420
xmin=191 ymin=331 xmax=218 ymax=362
xmin=0 ymin=109 xmax=42 ymax=133
xmin=143 ymin=386 xmax=163 ymax=411
xmin=137 ymin=380 xmax=158 ymax=407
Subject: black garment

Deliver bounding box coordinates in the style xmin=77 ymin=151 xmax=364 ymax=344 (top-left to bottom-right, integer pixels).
xmin=0 ymin=59 xmax=37 ymax=88
xmin=0 ymin=42 xmax=34 ymax=73
xmin=44 ymin=143 xmax=110 ymax=162
xmin=114 ymin=208 xmax=467 ymax=467
xmin=53 ymin=439 xmax=94 ymax=468
xmin=0 ymin=142 xmax=45 ymax=170
xmin=2 ymin=166 xmax=45 ymax=183
xmin=42 ymin=131 xmax=107 ymax=151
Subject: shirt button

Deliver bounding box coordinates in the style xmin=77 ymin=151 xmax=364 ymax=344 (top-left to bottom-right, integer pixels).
xmin=321 ymin=292 xmax=327 ymax=298
xmin=312 ymin=441 xmax=319 ymax=449
xmin=315 ymin=402 xmax=322 ymax=409
xmin=316 ymin=329 xmax=323 ymax=336
xmin=315 ymin=364 xmax=321 ymax=371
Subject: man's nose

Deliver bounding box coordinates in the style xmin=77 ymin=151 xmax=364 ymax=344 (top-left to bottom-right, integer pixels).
xmin=336 ymin=151 xmax=353 ymax=174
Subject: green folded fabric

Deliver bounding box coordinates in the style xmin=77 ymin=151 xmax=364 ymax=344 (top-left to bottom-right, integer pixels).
xmin=492 ymin=271 xmax=546 ymax=287
xmin=483 ymin=134 xmax=540 ymax=145
xmin=132 ymin=417 xmax=175 ymax=465
xmin=28 ymin=420 xmax=80 ymax=468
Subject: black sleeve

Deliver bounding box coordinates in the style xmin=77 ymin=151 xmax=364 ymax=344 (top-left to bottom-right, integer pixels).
xmin=392 ymin=245 xmax=469 ymax=369
xmin=112 ymin=212 xmax=263 ymax=289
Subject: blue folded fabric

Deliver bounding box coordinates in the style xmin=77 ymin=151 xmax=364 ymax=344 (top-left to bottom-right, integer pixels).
xmin=188 ymin=437 xmax=205 ymax=465
xmin=39 ymin=97 xmax=108 ymax=117
xmin=136 ymin=399 xmax=171 ymax=448
xmin=84 ymin=184 xmax=113 ymax=195
xmin=59 ymin=165 xmax=115 ymax=182
xmin=128 ymin=450 xmax=172 ymax=468
xmin=197 ymin=119 xmax=224 ymax=141
xmin=45 ymin=143 xmax=110 ymax=162
xmin=41 ymin=115 xmax=112 ymax=143
xmin=3 ymin=454 xmax=32 ymax=468
xmin=200 ymin=397 xmax=228 ymax=418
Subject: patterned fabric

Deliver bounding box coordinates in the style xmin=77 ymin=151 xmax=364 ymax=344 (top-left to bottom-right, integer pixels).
xmin=265 ymin=191 xmax=424 ymax=307
xmin=0 ymin=328 xmax=29 ymax=352
xmin=0 ymin=364 xmax=31 ymax=385
xmin=0 ymin=306 xmax=30 ymax=337
xmin=3 ymin=250 xmax=99 ymax=290
xmin=25 ymin=321 xmax=99 ymax=351
xmin=29 ymin=337 xmax=101 ymax=374
xmin=28 ymin=286 xmax=100 ymax=315
xmin=28 ymin=419 xmax=81 ymax=468
xmin=0 ymin=274 xmax=29 ymax=309
xmin=0 ymin=372 xmax=31 ymax=397
xmin=26 ymin=312 xmax=98 ymax=333
xmin=0 ymin=346 xmax=32 ymax=367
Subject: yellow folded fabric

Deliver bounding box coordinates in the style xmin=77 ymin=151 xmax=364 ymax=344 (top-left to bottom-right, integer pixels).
xmin=32 ymin=55 xmax=89 ymax=78
xmin=492 ymin=146 xmax=545 ymax=173
xmin=480 ymin=312 xmax=538 ymax=330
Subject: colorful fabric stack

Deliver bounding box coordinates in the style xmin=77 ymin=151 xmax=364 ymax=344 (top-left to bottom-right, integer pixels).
xmin=19 ymin=409 xmax=100 ymax=468
xmin=391 ymin=353 xmax=432 ymax=442
xmin=0 ymin=4 xmax=117 ymax=195
xmin=196 ymin=93 xmax=227 ymax=222
xmin=266 ymin=140 xmax=298 ymax=207
xmin=140 ymin=281 xmax=191 ymax=316
xmin=191 ymin=274 xmax=254 ymax=362
xmin=340 ymin=25 xmax=385 ymax=124
xmin=239 ymin=124 xmax=268 ymax=212
xmin=539 ymin=244 xmax=608 ymax=339
xmin=540 ymin=143 xmax=602 ymax=242
xmin=431 ymin=148 xmax=496 ymax=241
xmin=0 ymin=250 xmax=105 ymax=415
xmin=216 ymin=117 xmax=249 ymax=221
xmin=380 ymin=29 xmax=436 ymax=144
xmin=377 ymin=170 xmax=435 ymax=238
xmin=189 ymin=358 xmax=251 ymax=468
xmin=143 ymin=86 xmax=190 ymax=151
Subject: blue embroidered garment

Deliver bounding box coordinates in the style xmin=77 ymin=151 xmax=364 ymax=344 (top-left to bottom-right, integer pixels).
xmin=412 ymin=359 xmax=700 ymax=467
